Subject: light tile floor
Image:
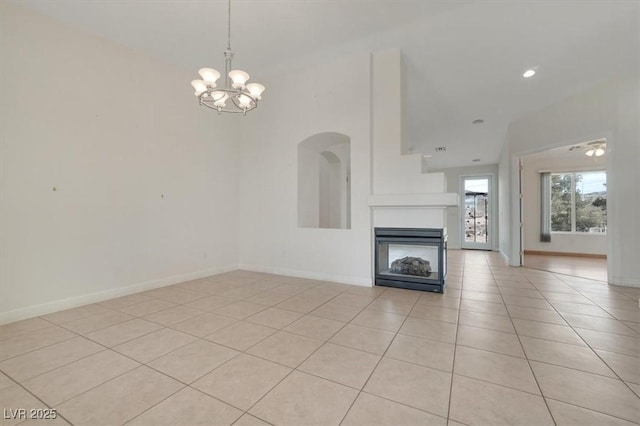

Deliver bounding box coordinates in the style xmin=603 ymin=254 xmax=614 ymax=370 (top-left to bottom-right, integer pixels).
xmin=1 ymin=250 xmax=639 ymax=425
xmin=524 ymin=254 xmax=608 ymax=282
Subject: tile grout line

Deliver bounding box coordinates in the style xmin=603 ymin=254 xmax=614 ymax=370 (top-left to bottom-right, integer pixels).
xmin=491 ymin=267 xmax=559 ymax=426
xmin=0 ymin=347 xmax=113 ymax=392
xmin=0 ymin=371 xmax=75 ymax=425
xmin=7 ymin=313 xmax=203 ymax=423
xmin=176 ymin=283 xmax=372 ymax=424
xmin=1 ymin=313 xmax=161 ymax=395
xmin=501 ymin=265 xmax=640 ymax=423
xmin=542 ymin=394 xmax=640 ymax=424
xmin=445 ymin=250 xmax=466 ymax=424
xmin=0 ymin=333 xmax=78 ymax=364
xmin=230 ymin=300 xmax=360 ymax=424
xmin=241 ymin=287 xmax=386 ymax=424
xmin=535 ymin=273 xmax=639 ymax=348
xmin=531 ymin=281 xmax=640 ymax=398
xmin=521 ymin=265 xmax=607 ymax=284
xmin=456 ymin=263 xmax=640 ymax=421
xmin=336 ymin=286 xmax=439 ymax=425
xmin=116 ymin=273 xmax=297 ymax=425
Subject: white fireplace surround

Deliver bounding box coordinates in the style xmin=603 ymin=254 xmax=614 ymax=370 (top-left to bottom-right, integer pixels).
xmin=370 ymin=49 xmax=459 ymax=231
xmin=369 ymin=193 xmax=458 ymax=230
xmin=368 ymin=193 xmax=458 ymax=208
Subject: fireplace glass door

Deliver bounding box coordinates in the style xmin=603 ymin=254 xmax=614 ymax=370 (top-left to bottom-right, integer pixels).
xmin=377 ymin=242 xmax=441 ymax=281
xmin=374 ymin=228 xmax=447 ymax=293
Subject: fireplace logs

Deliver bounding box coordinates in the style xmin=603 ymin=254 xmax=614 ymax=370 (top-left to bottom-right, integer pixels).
xmin=390 ymin=256 xmax=432 ymax=277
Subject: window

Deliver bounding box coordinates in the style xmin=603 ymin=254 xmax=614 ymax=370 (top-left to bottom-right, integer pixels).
xmin=550 ymin=171 xmax=607 ymax=233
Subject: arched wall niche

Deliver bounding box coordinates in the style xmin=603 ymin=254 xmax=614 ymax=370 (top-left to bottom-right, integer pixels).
xmin=298 ymin=132 xmax=351 ymax=229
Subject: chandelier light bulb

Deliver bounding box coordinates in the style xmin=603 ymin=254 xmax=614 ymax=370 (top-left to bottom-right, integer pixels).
xmin=211 ymin=91 xmax=226 ymax=101
xmin=585 ymin=149 xmax=595 ymax=157
xmin=595 ymin=147 xmax=605 ymax=156
xmin=213 ymin=93 xmax=229 ymax=107
xmin=238 ymin=94 xmax=253 ymax=109
xmin=246 ymin=83 xmax=265 ymax=100
xmin=229 ymin=70 xmax=250 ymax=89
xmin=198 ymin=68 xmax=221 ymax=87
xmin=191 ymin=79 xmax=207 ymax=96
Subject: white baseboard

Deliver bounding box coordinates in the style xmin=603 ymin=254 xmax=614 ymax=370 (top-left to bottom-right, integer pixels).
xmin=0 ymin=264 xmax=237 ymax=325
xmin=611 ymin=275 xmax=640 ymax=288
xmin=238 ymin=264 xmax=372 ymax=287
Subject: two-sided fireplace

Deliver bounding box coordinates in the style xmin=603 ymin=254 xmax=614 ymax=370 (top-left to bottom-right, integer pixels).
xmin=374 ymin=227 xmax=447 ymax=293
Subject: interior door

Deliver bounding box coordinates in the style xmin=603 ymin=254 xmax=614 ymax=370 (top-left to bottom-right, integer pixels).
xmin=461 ymin=176 xmax=492 ymax=250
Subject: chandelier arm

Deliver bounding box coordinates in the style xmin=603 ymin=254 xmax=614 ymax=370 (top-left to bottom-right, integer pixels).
xmin=197 ymin=88 xmax=258 ymax=114
xmin=200 ymin=102 xmax=257 ymax=114
xmin=231 ymin=91 xmax=259 ymax=107
xmin=229 ymin=94 xmax=243 ymax=109
xmin=200 ymin=102 xmax=245 ymax=113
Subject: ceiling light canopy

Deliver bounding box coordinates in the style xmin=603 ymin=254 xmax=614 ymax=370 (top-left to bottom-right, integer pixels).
xmin=523 ymin=69 xmax=536 ymax=78
xmin=190 ymin=0 xmax=265 ymax=115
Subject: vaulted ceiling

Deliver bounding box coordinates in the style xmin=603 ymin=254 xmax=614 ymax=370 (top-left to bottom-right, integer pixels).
xmin=17 ymin=0 xmax=639 ymax=169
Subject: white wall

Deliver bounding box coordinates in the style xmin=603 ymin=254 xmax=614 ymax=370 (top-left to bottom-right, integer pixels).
xmin=521 ymin=153 xmax=607 ymax=255
xmin=507 ymin=77 xmax=640 ymax=286
xmin=237 ymin=53 xmax=372 ymax=285
xmin=372 ymin=49 xmax=445 ymax=195
xmin=443 ymin=165 xmax=499 ymax=250
xmin=497 ymin=143 xmax=511 ymax=262
xmin=369 ymin=48 xmax=453 ymax=235
xmin=1 ymin=3 xmax=240 ymax=322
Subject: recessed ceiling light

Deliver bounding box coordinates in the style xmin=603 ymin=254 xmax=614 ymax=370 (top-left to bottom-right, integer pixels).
xmin=422 ymin=154 xmax=433 ymax=158
xmin=472 ymin=159 xmax=481 ymax=162
xmin=472 ymin=119 xmax=484 ymax=125
xmin=523 ymin=69 xmax=536 ymax=78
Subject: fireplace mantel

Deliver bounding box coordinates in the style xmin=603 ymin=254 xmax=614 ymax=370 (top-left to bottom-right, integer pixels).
xmin=368 ymin=193 xmax=458 ymax=208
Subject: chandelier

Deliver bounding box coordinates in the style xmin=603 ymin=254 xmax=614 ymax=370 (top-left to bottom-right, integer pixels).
xmin=190 ymin=0 xmax=265 ymax=114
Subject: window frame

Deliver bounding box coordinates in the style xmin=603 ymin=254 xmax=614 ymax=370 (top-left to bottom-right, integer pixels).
xmin=550 ymin=170 xmax=607 ymax=235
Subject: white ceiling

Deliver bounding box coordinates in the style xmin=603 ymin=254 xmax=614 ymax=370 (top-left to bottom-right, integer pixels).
xmin=17 ymin=0 xmax=640 ymax=169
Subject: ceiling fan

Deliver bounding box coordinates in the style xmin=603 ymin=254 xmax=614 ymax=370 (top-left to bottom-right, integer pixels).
xmin=568 ymin=139 xmax=607 ymax=157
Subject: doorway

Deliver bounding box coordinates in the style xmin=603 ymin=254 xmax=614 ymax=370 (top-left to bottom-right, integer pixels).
xmin=518 ymin=141 xmax=608 ymax=281
xmin=461 ymin=175 xmax=492 ymax=250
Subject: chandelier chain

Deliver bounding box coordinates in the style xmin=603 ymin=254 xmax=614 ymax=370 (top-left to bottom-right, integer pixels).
xmin=227 ymin=0 xmax=231 ymax=51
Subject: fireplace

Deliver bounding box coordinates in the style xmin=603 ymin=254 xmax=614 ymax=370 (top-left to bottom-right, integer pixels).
xmin=374 ymin=228 xmax=447 ymax=293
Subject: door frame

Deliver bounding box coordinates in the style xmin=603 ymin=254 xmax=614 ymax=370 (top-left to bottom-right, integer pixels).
xmin=508 ymin=131 xmax=612 ymax=281
xmin=460 ymin=174 xmax=494 ymax=250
